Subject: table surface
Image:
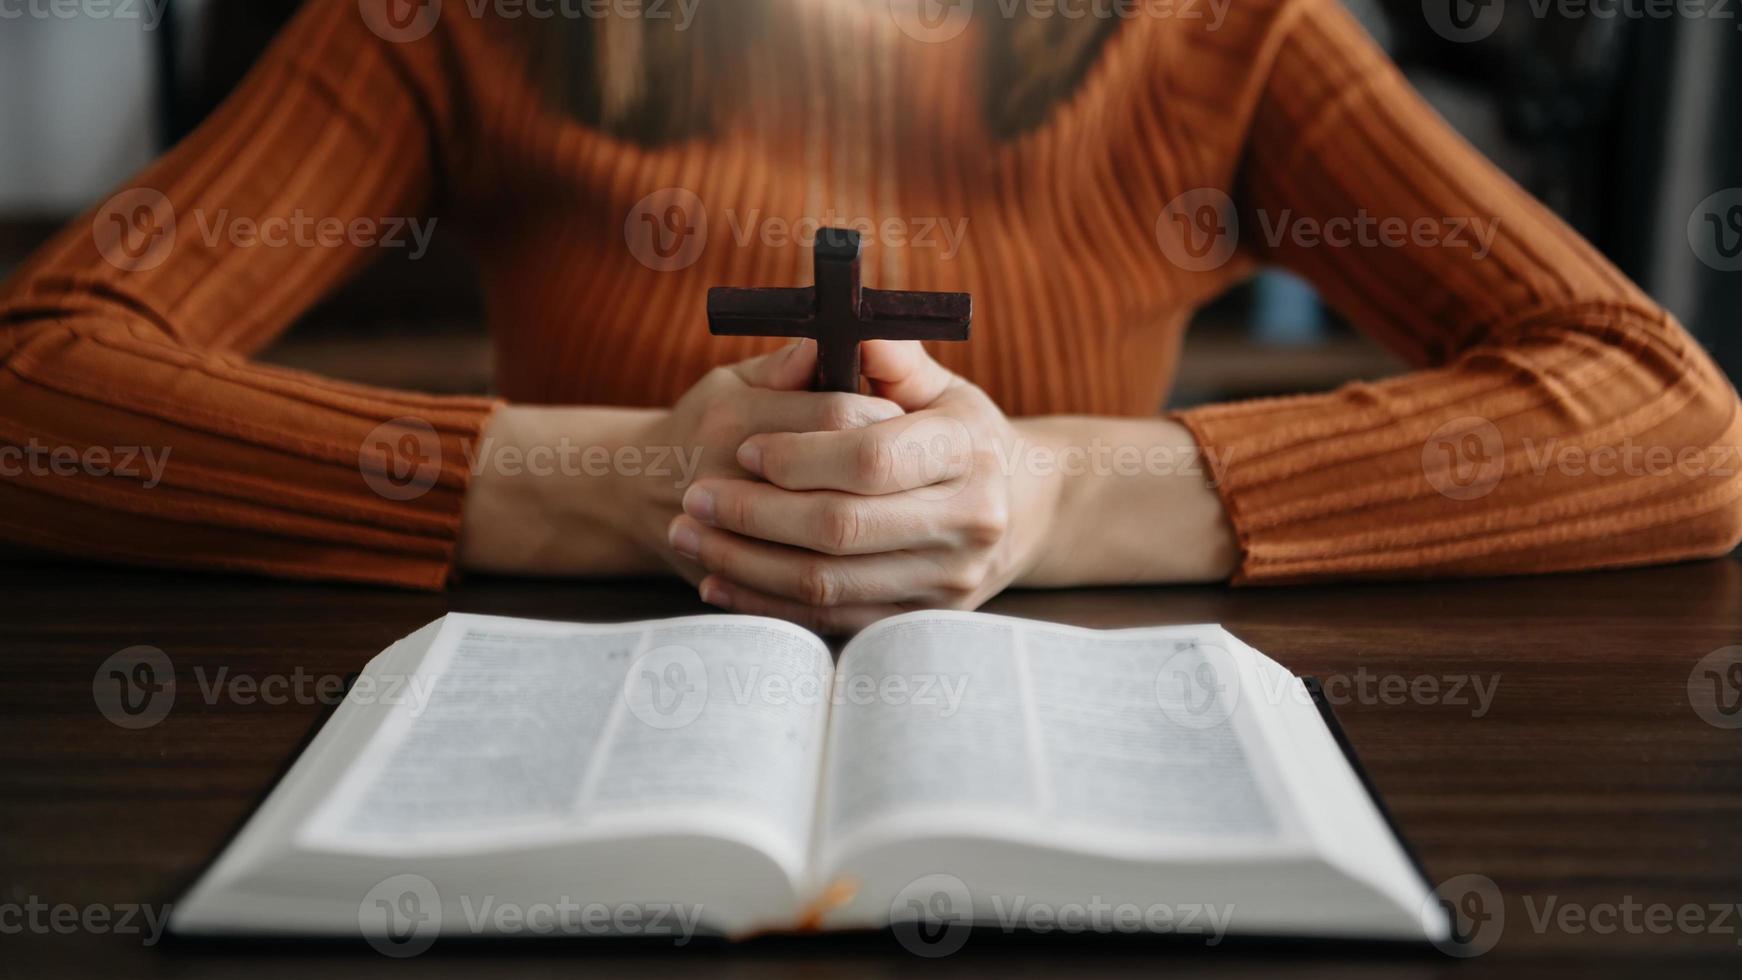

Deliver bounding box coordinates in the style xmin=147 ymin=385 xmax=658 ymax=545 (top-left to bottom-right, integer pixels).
xmin=4 ymin=557 xmax=1741 ymax=977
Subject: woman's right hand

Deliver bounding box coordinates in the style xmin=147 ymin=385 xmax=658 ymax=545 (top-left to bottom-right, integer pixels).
xmin=458 ymin=342 xmax=905 ymax=580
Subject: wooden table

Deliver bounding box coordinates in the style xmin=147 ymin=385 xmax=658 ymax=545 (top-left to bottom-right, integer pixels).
xmin=4 ymin=558 xmax=1741 ymax=976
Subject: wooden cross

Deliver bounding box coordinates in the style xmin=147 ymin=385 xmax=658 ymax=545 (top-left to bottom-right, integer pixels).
xmin=707 ymin=228 xmax=972 ymax=392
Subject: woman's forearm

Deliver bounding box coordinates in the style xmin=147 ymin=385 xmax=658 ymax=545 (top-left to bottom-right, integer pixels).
xmin=1016 ymin=415 xmax=1239 ymax=587
xmin=458 ymin=404 xmax=674 ymax=577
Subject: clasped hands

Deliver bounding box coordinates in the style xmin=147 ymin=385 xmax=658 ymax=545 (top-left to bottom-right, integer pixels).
xmin=647 ymin=339 xmax=1059 ymax=633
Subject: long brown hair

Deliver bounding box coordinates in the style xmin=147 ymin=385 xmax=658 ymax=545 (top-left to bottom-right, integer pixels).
xmin=526 ymin=1 xmax=1120 ymax=144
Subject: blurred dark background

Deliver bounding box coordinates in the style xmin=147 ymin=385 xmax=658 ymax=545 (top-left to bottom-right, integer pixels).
xmin=0 ymin=0 xmax=1737 ymax=402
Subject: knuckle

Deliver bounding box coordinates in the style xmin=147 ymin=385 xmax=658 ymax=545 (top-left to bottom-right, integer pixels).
xmin=817 ymin=500 xmax=863 ymax=555
xmin=943 ymin=565 xmax=982 ymax=597
xmin=853 ymin=432 xmax=897 ymax=489
xmin=797 ymin=562 xmax=839 ymax=607
xmin=757 ymin=437 xmax=794 ymax=481
xmin=722 ymin=488 xmax=756 ymax=535
xmin=962 ymin=501 xmax=1009 ymax=546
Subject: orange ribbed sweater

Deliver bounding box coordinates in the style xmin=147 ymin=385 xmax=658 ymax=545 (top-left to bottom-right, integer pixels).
xmin=2 ymin=0 xmax=1739 ymax=590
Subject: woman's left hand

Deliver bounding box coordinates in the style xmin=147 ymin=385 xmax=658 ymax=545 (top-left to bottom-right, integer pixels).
xmin=667 ymin=340 xmax=1063 ymax=633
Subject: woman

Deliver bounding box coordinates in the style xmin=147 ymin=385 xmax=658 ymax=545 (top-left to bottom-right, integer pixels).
xmin=1 ymin=0 xmax=1737 ymax=632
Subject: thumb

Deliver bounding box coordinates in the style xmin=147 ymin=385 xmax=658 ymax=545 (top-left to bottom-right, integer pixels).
xmin=860 ymin=339 xmax=958 ymax=409
xmin=730 ymin=339 xmax=818 ymax=391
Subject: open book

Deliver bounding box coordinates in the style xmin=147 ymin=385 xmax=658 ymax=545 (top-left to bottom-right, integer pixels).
xmin=173 ymin=611 xmax=1450 ymax=949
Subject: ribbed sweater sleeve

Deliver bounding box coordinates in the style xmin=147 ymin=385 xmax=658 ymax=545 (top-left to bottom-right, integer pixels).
xmin=1173 ymin=0 xmax=1742 ymax=583
xmin=0 ymin=0 xmax=498 ymax=590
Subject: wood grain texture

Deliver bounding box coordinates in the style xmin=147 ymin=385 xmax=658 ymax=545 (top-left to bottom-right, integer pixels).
xmin=2 ymin=557 xmax=1740 ymax=975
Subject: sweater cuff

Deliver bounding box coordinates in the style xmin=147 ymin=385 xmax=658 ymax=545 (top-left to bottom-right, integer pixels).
xmin=1174 ymin=390 xmax=1457 ymax=585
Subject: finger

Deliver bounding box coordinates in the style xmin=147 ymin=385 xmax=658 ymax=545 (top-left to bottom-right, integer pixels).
xmin=683 ymin=478 xmax=947 ymax=556
xmin=860 ymin=339 xmax=960 ymax=409
xmin=734 ymin=388 xmax=905 ymax=436
xmin=739 ymin=410 xmax=974 ymax=494
xmin=696 ymin=575 xmax=902 ymax=636
xmin=729 ymin=339 xmax=817 ymax=390
xmin=668 ymin=515 xmax=951 ymax=605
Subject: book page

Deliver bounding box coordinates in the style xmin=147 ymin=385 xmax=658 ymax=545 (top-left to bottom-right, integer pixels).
xmin=817 ymin=612 xmax=1300 ymax=867
xmin=300 ymin=614 xmax=832 ymax=871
